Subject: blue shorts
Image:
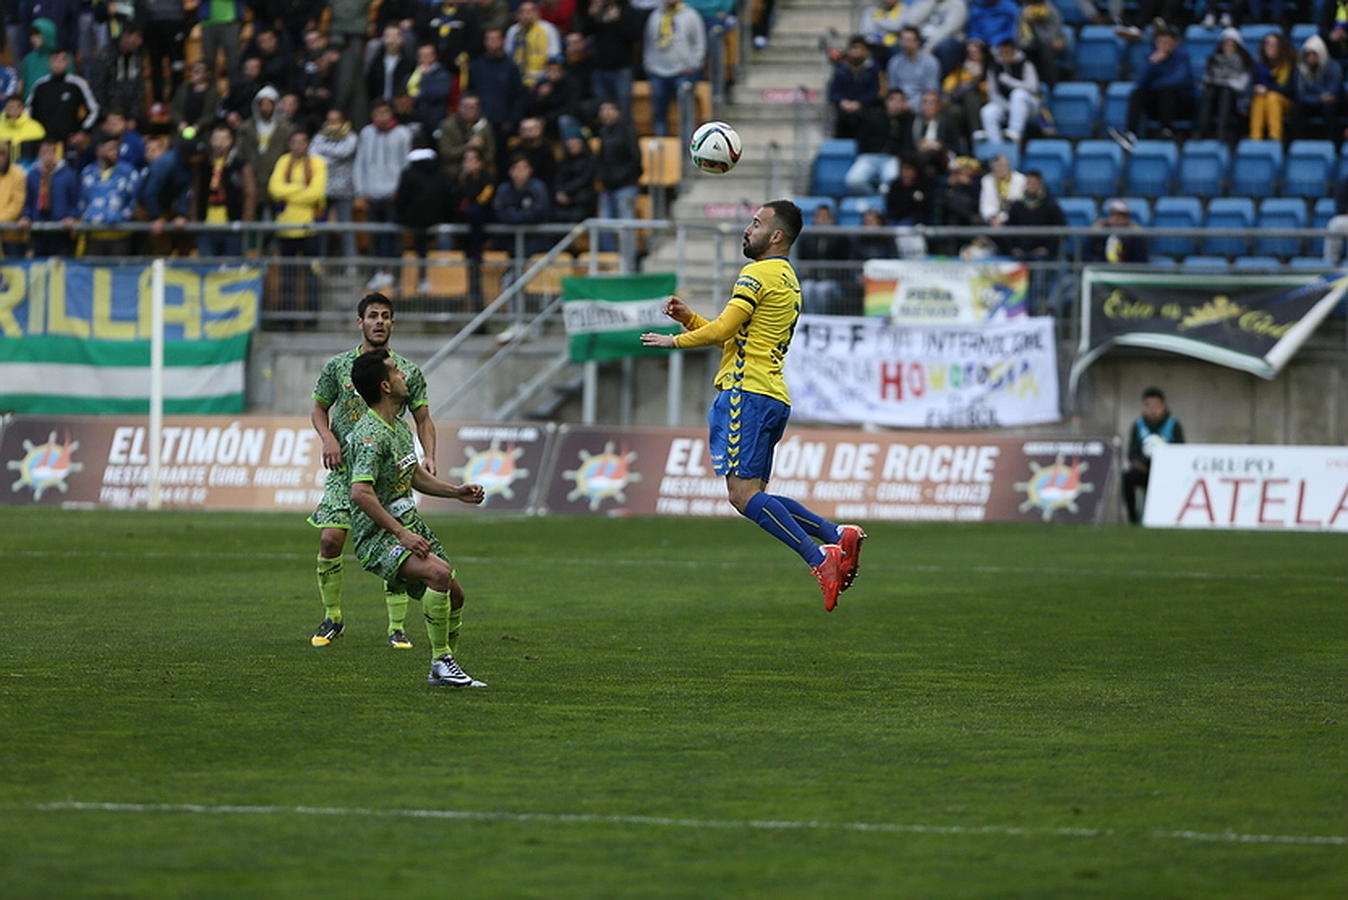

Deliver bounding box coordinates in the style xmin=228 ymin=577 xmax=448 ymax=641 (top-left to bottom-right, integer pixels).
xmin=707 ymin=388 xmax=790 ymax=481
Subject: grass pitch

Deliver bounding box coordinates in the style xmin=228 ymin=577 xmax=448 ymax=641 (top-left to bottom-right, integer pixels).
xmin=1 ymin=509 xmax=1345 ymax=898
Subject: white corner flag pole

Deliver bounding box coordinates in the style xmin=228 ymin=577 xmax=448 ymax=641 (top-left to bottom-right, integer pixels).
xmin=148 ymin=257 xmax=165 ymax=511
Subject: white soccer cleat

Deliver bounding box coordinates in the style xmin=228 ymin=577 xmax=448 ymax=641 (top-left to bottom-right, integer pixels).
xmin=427 ymin=653 xmax=486 ymax=688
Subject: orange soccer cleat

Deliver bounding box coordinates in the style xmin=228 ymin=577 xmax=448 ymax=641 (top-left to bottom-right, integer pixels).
xmin=837 ymin=525 xmax=867 ymax=591
xmin=812 ymin=544 xmax=845 ymax=612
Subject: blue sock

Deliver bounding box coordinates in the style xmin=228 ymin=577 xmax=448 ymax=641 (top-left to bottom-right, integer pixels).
xmin=743 ymin=493 xmax=826 ymax=568
xmin=770 ymin=494 xmax=841 ymax=544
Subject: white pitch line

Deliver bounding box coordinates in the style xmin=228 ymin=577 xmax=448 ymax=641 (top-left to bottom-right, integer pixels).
xmin=24 ymin=802 xmax=1348 ymax=848
xmin=6 ymin=549 xmax=1346 ymax=584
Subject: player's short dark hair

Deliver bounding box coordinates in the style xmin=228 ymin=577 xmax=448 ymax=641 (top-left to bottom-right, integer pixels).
xmin=352 ymin=348 xmax=392 ymax=406
xmin=762 ymin=199 xmax=803 ymax=248
xmin=1142 ymin=386 xmax=1166 ymax=402
xmin=358 ymin=292 xmax=393 ymax=318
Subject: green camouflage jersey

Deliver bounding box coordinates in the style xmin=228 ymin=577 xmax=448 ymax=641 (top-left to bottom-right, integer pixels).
xmin=347 ymin=408 xmax=447 ymax=583
xmin=312 ymin=347 xmax=428 ymax=461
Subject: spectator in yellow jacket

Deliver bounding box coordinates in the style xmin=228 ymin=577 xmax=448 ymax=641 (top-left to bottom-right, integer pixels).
xmin=0 ymin=141 xmax=27 ymax=256
xmin=268 ymin=129 xmax=328 ymax=245
xmin=0 ymin=94 xmax=46 ymax=164
xmin=268 ymin=129 xmax=328 ymax=324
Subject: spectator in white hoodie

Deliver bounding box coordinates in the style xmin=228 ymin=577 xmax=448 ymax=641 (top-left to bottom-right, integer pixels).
xmin=311 ymin=107 xmax=358 ymax=263
xmin=354 ymin=97 xmax=412 ymax=290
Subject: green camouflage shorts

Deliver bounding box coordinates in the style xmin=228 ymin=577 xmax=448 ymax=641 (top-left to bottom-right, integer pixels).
xmin=354 ymin=511 xmax=448 ymax=592
xmin=307 ymin=467 xmax=352 ymax=530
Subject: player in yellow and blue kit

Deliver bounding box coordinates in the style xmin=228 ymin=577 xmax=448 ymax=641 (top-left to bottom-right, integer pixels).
xmin=641 ymin=200 xmax=867 ymax=611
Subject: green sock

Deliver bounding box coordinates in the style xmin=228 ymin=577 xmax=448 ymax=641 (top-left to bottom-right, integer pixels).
xmin=385 ymin=589 xmax=410 ymax=635
xmin=316 ymin=555 xmax=343 ymax=623
xmin=447 ymin=605 xmax=463 ymax=655
xmin=424 ymin=587 xmax=450 ymax=658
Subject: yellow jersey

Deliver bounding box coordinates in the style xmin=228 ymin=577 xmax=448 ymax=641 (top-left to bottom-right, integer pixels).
xmin=674 ymin=256 xmax=801 ymax=405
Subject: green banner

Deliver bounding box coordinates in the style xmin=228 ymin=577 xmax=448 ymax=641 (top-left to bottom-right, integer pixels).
xmin=561 ymin=272 xmax=681 ymax=363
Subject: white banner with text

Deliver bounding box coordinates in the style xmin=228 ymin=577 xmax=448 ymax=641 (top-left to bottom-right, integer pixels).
xmin=1143 ymin=443 xmax=1348 ymax=530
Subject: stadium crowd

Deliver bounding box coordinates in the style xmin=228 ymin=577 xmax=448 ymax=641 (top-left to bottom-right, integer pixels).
xmin=0 ymin=0 xmax=767 ymax=283
xmin=822 ymin=0 xmax=1342 ymax=258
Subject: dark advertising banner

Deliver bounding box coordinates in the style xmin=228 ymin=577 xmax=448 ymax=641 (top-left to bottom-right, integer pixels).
xmin=4 ymin=416 xmax=1115 ymax=524
xmin=1072 ymin=269 xmax=1348 ymax=392
xmin=420 ymin=422 xmax=555 ymax=514
xmin=541 ymin=425 xmax=1115 ymax=524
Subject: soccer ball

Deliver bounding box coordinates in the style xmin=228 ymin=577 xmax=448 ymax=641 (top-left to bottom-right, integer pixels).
xmin=689 ymin=121 xmax=742 ymax=175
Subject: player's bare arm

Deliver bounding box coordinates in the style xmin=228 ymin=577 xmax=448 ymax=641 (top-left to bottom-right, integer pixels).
xmin=412 ymin=404 xmax=438 ymax=476
xmin=351 ymin=480 xmax=430 ymax=557
xmin=310 ymin=399 xmax=342 ymax=469
xmin=412 ymin=466 xmax=485 ymax=505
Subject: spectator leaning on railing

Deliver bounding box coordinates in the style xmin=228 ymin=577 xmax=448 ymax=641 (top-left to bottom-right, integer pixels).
xmin=192 ymin=122 xmax=256 ymax=259
xmin=77 ymin=130 xmax=140 ymax=257
xmin=20 ymin=137 xmax=78 ymax=257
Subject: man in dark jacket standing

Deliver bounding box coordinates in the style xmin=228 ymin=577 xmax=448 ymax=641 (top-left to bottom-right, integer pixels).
xmin=827 ymin=36 xmax=882 ymax=140
xmin=408 ymin=41 xmax=453 ymax=135
xmin=468 ymin=28 xmax=525 ymax=146
xmin=86 ymin=24 xmax=145 ymax=122
xmin=28 ymin=48 xmax=98 ymax=145
xmin=594 ymin=98 xmax=639 ymax=251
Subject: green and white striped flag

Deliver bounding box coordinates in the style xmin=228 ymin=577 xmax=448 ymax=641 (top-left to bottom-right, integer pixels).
xmin=0 ymin=260 xmax=259 ymax=414
xmin=562 ymin=272 xmax=681 ymax=363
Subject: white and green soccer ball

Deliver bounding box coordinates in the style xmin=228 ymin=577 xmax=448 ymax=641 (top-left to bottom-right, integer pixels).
xmin=689 ymin=121 xmax=743 ymax=175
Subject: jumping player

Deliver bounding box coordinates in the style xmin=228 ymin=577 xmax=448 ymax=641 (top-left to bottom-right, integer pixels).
xmin=348 ymin=349 xmax=487 ymax=687
xmin=308 ymin=293 xmax=437 ymax=649
xmin=640 ymin=199 xmax=866 ymax=610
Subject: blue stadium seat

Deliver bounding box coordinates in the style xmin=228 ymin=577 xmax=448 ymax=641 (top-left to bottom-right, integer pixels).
xmin=1285 ymin=141 xmax=1336 ymax=197
xmin=1313 ymin=196 xmax=1337 ymax=229
xmin=1231 ymin=140 xmax=1284 ymax=197
xmin=1234 ymin=256 xmax=1283 ymax=269
xmin=1256 ymin=197 xmax=1309 ymax=259
xmin=1051 ymin=82 xmax=1102 ymax=139
xmin=1059 ymin=196 xmax=1099 ymax=255
xmin=1055 ymin=0 xmax=1087 ymax=24
xmin=838 ymin=194 xmax=884 ymax=226
xmin=1125 ymin=35 xmax=1152 ymax=79
xmin=1152 ymin=196 xmax=1203 ymax=258
xmin=1021 ymin=139 xmax=1073 ymax=194
xmin=794 ymin=196 xmax=837 ymax=221
xmin=1072 ymin=140 xmax=1124 ymax=196
xmin=972 ymin=139 xmax=1021 ymax=169
xmin=1290 ymin=256 xmax=1331 ymax=267
xmin=1290 ymin=24 xmax=1320 ymax=47
xmin=1074 ymin=26 xmax=1124 ymax=81
xmin=1104 ymin=81 xmax=1132 ymax=134
xmin=1125 ymin=140 xmax=1178 ymax=196
xmin=1240 ymin=24 xmax=1282 ymax=51
xmin=810 ymin=139 xmax=857 ymax=196
xmin=1184 ymin=256 xmax=1232 ymax=270
xmin=1178 ymin=140 xmax=1230 ymax=197
xmin=1109 ymin=197 xmax=1152 ymax=226
xmin=1204 ymin=197 xmax=1257 ymax=257
xmin=1183 ymin=26 xmax=1221 ymax=81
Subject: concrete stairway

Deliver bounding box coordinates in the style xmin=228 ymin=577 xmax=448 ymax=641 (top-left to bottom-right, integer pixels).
xmin=644 ymin=0 xmax=846 ymax=314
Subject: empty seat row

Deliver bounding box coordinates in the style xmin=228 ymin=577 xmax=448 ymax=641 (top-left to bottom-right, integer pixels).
xmin=1059 ymin=195 xmax=1335 ymax=258
xmin=1020 ymin=138 xmax=1341 ymax=198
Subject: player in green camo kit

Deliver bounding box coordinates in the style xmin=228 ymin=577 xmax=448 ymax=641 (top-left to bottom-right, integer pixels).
xmin=308 ymin=293 xmax=437 ymax=650
xmin=348 ymin=348 xmax=488 ymax=687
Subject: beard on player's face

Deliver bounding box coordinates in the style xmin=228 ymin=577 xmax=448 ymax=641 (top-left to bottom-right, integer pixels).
xmin=742 ymin=230 xmax=769 ymax=260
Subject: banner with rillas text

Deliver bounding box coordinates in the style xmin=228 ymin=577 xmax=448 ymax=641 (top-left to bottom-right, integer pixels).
xmin=0 ymin=260 xmax=261 ymax=413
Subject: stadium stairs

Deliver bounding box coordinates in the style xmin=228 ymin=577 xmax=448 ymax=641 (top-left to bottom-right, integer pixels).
xmin=644 ymin=0 xmax=835 ymax=314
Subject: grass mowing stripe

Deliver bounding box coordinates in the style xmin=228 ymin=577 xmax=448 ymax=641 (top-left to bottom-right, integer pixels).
xmin=26 ymin=802 xmax=1348 ymax=848
xmin=12 ymin=547 xmax=1348 ymax=583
